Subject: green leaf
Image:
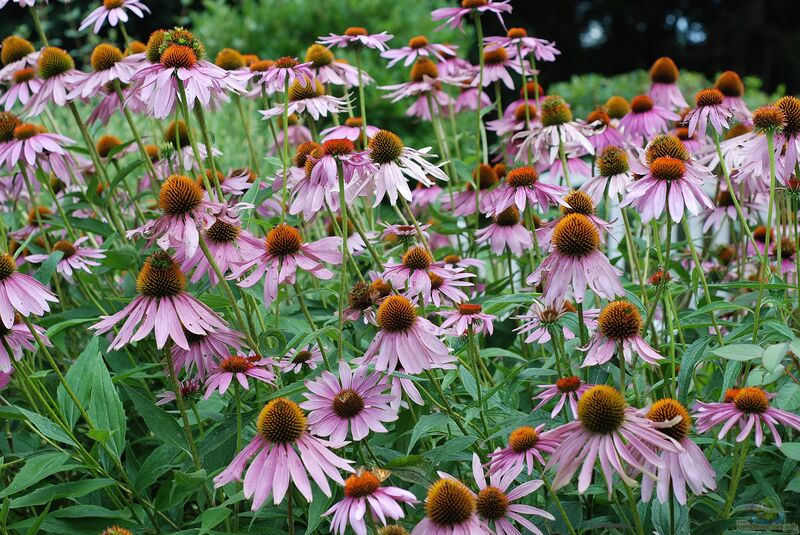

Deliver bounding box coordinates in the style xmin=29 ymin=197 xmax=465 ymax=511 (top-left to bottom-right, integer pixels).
xmin=408 ymin=413 xmax=449 ymax=453
xmin=677 ymin=338 xmax=711 ymax=404
xmin=762 ymin=342 xmax=787 ymax=372
xmin=786 ymin=475 xmax=800 ymax=493
xmin=17 ymin=407 xmax=76 ymax=447
xmin=712 ymin=344 xmax=763 ymax=362
xmin=24 ymin=499 xmax=50 ymax=535
xmin=44 ymin=317 xmax=96 ymax=339
xmin=133 ymin=444 xmax=184 ymax=493
xmin=0 ymin=453 xmax=73 ymax=498
xmin=776 ymin=383 xmax=800 ymax=411
xmin=123 ymin=386 xmax=188 ymax=453
xmin=199 ymin=506 xmax=231 ymax=534
xmin=458 ymin=366 xmax=478 ymax=400
xmin=304 ymin=486 xmax=334 ymax=535
xmin=9 ymin=479 xmax=115 ymax=508
xmin=32 ymin=251 xmax=64 ymax=285
xmin=58 ymin=338 xmax=101 ymax=430
xmin=779 ymin=442 xmax=800 ymax=461
xmin=87 ymin=348 xmax=127 ymax=456
xmin=110 ymin=159 xmax=144 ymax=190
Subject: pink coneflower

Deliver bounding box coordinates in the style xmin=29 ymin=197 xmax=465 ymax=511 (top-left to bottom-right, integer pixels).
xmin=472 ymin=44 xmax=527 ymax=89
xmin=773 ymin=237 xmax=797 ymax=278
xmin=204 ymin=354 xmax=276 ymax=399
xmin=404 ymin=88 xmax=456 ymax=121
xmin=527 ymin=213 xmax=623 ymax=303
xmin=383 ymin=35 xmax=456 ymax=67
xmin=487 ymin=103 xmax=540 ymax=136
xmin=360 ymin=129 xmax=447 ymax=206
xmin=170 ymin=326 xmax=245 ymax=379
xmin=24 ymin=47 xmax=80 ymax=117
xmin=621 ymin=134 xmax=714 ymax=223
xmin=476 ymin=206 xmax=533 ymax=256
xmin=0 ymin=0 xmax=37 ymax=8
xmin=132 ymin=29 xmax=243 ymax=119
xmin=326 ymin=470 xmax=417 ymax=535
xmin=582 ymin=300 xmax=663 ymax=367
xmin=470 ymin=453 xmax=554 ymax=535
xmin=534 ymin=376 xmax=592 ymax=419
xmin=357 ymin=295 xmax=454 ymax=374
xmin=0 ymin=253 xmax=58 ymax=328
xmin=249 ymin=56 xmax=313 ymax=94
xmin=426 ymin=269 xmax=474 ymax=307
xmin=301 ymin=359 xmax=397 ymax=443
xmin=321 ymin=116 xmax=379 ymax=143
xmin=647 ymin=57 xmax=688 ymax=111
xmin=307 ymin=138 xmax=374 ymax=206
xmin=637 ymin=399 xmax=717 ymax=505
xmin=127 ymin=174 xmax=225 ymax=257
xmin=487 ymin=165 xmax=566 ymax=216
xmin=701 ymin=188 xmax=757 ymax=233
xmin=514 ymin=300 xmax=595 ymax=345
xmin=439 ymin=303 xmax=495 ymax=336
xmin=0 ymin=314 xmax=51 ymax=372
xmin=90 ymin=252 xmax=227 ymax=350
xmin=618 ymin=95 xmax=680 ymax=146
xmin=318 ymin=27 xmax=393 ymax=52
xmin=87 ymin=83 xmax=146 ymax=126
xmin=260 ymin=77 xmax=345 ymax=121
xmin=213 ymin=397 xmax=354 ymax=507
xmin=715 ymin=70 xmax=751 ymax=123
xmin=0 ymin=370 xmax=11 ymax=389
xmin=513 ymin=95 xmax=595 ymax=164
xmin=304 ymin=44 xmax=363 ymax=87
xmin=25 ymin=237 xmax=105 ymax=282
xmin=231 ymin=224 xmax=342 ymax=307
xmin=381 ymin=222 xmax=431 ymax=241
xmin=343 ymin=276 xmax=391 ymax=324
xmin=546 ymin=385 xmax=682 ymax=495
xmin=685 ymin=88 xmax=732 ymax=137
xmin=155 ymin=378 xmax=200 ymax=406
xmin=454 ymin=86 xmax=491 ymax=113
xmin=279 ymin=345 xmax=323 ymax=374
xmin=694 ymin=387 xmax=800 ymax=447
xmin=0 ymin=67 xmax=42 ymax=110
xmin=0 ymin=36 xmax=38 ymax=82
xmin=544 ymin=146 xmax=592 ymax=184
xmin=411 ymin=476 xmax=484 ymax=535
xmin=79 ymin=0 xmax=150 ymax=33
xmin=581 ymin=145 xmax=632 ymax=203
xmin=585 ymin=107 xmax=626 ymax=152
xmin=673 ymin=125 xmax=707 ymax=154
xmin=67 ymin=43 xmax=140 ymax=99
xmin=488 ymin=425 xmax=559 ymax=479
xmin=485 ymin=27 xmax=560 ymax=62
xmin=382 ymin=245 xmax=454 ymax=296
xmin=0 ymin=122 xmax=76 ymax=179
xmin=432 ymin=0 xmax=512 ymax=31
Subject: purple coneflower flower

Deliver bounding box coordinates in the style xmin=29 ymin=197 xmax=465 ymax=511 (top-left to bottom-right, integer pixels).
xmin=260 ymin=77 xmax=345 ymax=121
xmin=25 ymin=47 xmax=82 ymax=116
xmin=0 ymin=315 xmax=51 ymax=372
xmin=527 ymin=213 xmax=623 ymax=303
xmin=488 ymin=425 xmax=559 ymax=479
xmin=701 ymin=188 xmax=757 ymax=233
xmin=0 ymin=36 xmax=39 ymax=82
xmin=343 ymin=276 xmax=391 ymax=324
xmin=585 ymin=107 xmax=626 ymax=152
xmin=79 ymin=0 xmax=149 ymax=33
xmin=304 ymin=44 xmax=363 ymax=87
xmin=439 ymin=303 xmax=495 ymax=336
xmin=618 ymin=94 xmax=680 ymax=145
xmin=487 ymin=165 xmax=566 ymax=216
xmin=637 ymin=399 xmax=717 ymax=505
xmin=513 ymin=95 xmax=595 ymax=164
xmin=411 ymin=476 xmax=484 ymax=535
xmin=321 ymin=116 xmax=379 ymax=143
xmin=0 ymin=252 xmax=58 ymax=328
xmin=213 ymin=397 xmax=354 ymax=508
xmin=647 ymin=57 xmax=688 ymax=111
xmin=248 ymin=56 xmax=313 ymax=94
xmin=318 ymin=27 xmax=393 ymax=52
xmin=382 ymin=245 xmax=454 ymax=297
xmin=533 ymin=376 xmax=592 ymax=419
xmin=454 ymin=85 xmax=491 ymax=113
xmin=0 ymin=122 xmax=76 ymax=179
xmin=90 ymin=252 xmax=227 ymax=350
xmin=487 ymin=103 xmax=540 ymax=136
xmin=432 ymin=0 xmax=512 ymax=31
xmin=472 ymin=44 xmax=527 ymax=89
xmin=88 ymin=84 xmax=146 ymax=126
xmin=546 ymin=385 xmax=683 ymax=495
xmin=383 ymin=35 xmax=456 ymax=67
xmin=155 ymin=378 xmax=200 ymax=406
xmin=514 ymin=300 xmax=596 ymax=345
xmin=204 ymin=354 xmax=276 ymax=398
xmin=581 ymin=145 xmax=632 ymax=203
xmin=715 ymin=70 xmax=751 ymax=123
xmin=356 ymin=295 xmax=454 ymax=374
xmin=67 ymin=43 xmax=140 ymax=99
xmin=470 ymin=453 xmax=554 ymax=535
xmin=425 ymin=269 xmax=473 ymax=308
xmin=694 ymin=387 xmax=800 ymax=447
xmin=301 ymin=359 xmax=397 ymax=443
xmin=279 ymin=345 xmax=323 ymax=374
xmin=685 ymin=88 xmax=732 ymax=137
xmin=230 ymin=224 xmax=342 ymax=307
xmin=170 ymin=327 xmax=245 ymax=379
xmin=582 ymin=300 xmax=663 ymax=367
xmin=0 ymin=67 xmax=42 ymax=110
xmin=489 ymin=27 xmax=560 ymax=63
xmin=26 ymin=237 xmax=105 ymax=282
xmin=476 ymin=206 xmax=533 ymax=256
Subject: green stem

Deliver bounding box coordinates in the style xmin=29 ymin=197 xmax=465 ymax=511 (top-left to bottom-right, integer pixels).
xmin=622 ymin=480 xmax=644 ymax=535
xmin=29 ymin=7 xmax=49 ymax=47
xmin=336 ymin=159 xmax=347 ymax=362
xmin=752 ymin=131 xmax=777 ymax=342
xmin=542 ymin=476 xmax=578 ymax=535
xmin=682 ymin=218 xmax=725 ymax=345
xmin=722 ymin=439 xmax=750 ymax=518
xmin=235 ymin=95 xmax=261 ymax=174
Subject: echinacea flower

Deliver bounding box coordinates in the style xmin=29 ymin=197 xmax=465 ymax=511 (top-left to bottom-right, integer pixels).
xmin=301 ymin=359 xmax=397 ymax=443
xmin=426 ymin=270 xmax=474 ymax=307
xmin=621 ymin=134 xmax=714 ymax=222
xmin=454 ymin=86 xmax=491 ymax=113
xmin=0 ymin=314 xmax=51 ymax=372
xmin=0 ymin=122 xmax=76 ymax=179
xmin=25 ymin=237 xmax=105 ymax=282
xmin=127 ymin=174 xmax=225 ymax=257
xmin=585 ymin=107 xmax=626 ymax=152
xmin=514 ymin=300 xmax=595 ymax=345
xmin=513 ymin=95 xmax=595 ymax=164
xmin=155 ymin=378 xmax=200 ymax=406
xmin=213 ymin=397 xmax=354 ymax=508
xmin=617 ymin=95 xmax=680 ymax=146
xmin=485 ymin=27 xmax=560 ymax=63
xmin=231 ymin=224 xmax=342 ymax=307
xmin=325 ymin=470 xmax=418 ymax=535
xmin=694 ymin=387 xmax=800 ymax=447
xmin=170 ymin=326 xmax=245 ymax=379
xmin=90 ymin=252 xmax=227 ymax=350
xmin=637 ymin=398 xmax=717 ymax=505
xmin=487 ymin=103 xmax=540 ymax=136
xmin=250 ymin=56 xmax=313 ymax=94
xmin=701 ymin=188 xmax=757 ymax=233
xmin=685 ymin=88 xmax=732 ymax=137
xmin=472 ymin=44 xmax=527 ymax=89
xmin=475 ymin=206 xmax=533 ymax=256
xmin=259 ymin=77 xmax=346 ymax=121
xmin=0 ymin=252 xmax=58 ymax=329
xmin=382 ymin=245 xmax=454 ymax=297
xmin=0 ymin=67 xmax=42 ymax=110
xmin=0 ymin=36 xmax=38 ymax=82
xmin=715 ymin=70 xmax=751 ymax=123
xmin=79 ymin=0 xmax=150 ymax=34
xmin=411 ymin=477 xmax=484 ymax=535
xmin=318 ymin=27 xmax=393 ymax=52
xmin=67 ymin=43 xmax=140 ymax=99
xmin=431 ymin=0 xmax=512 ymax=31
xmin=488 ymin=424 xmax=559 ymax=478
xmin=546 ymin=385 xmax=683 ymax=495
xmin=343 ymin=277 xmax=390 ymax=324
xmin=582 ymin=300 xmax=663 ymax=367
xmin=581 ymin=145 xmax=632 ymax=203
xmin=356 ymin=295 xmax=454 ymax=374
xmin=204 ymin=354 xmax=276 ymax=398
xmin=279 ymin=345 xmax=323 ymax=374
xmin=359 ymin=129 xmax=448 ymax=206
xmin=647 ymin=57 xmax=688 ymax=111
xmin=439 ymin=303 xmax=495 ymax=336
xmin=487 ymin=165 xmax=567 ymax=216
xmin=382 ymin=35 xmax=456 ymax=67
xmin=304 ymin=44 xmax=364 ymax=87
xmin=321 ymin=116 xmax=379 ymax=143
xmin=533 ymin=376 xmax=592 ymax=419
xmin=527 ymin=213 xmax=624 ymax=304
xmin=441 ymin=164 xmax=500 ymax=217
xmin=24 ymin=47 xmax=80 ymax=117
xmin=470 ymin=453 xmax=554 ymax=535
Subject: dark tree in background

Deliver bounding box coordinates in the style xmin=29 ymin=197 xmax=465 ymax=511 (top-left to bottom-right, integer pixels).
xmin=2 ymin=0 xmax=798 ymax=93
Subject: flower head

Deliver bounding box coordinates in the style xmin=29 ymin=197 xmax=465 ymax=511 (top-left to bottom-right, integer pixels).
xmin=79 ymin=0 xmax=150 ymax=34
